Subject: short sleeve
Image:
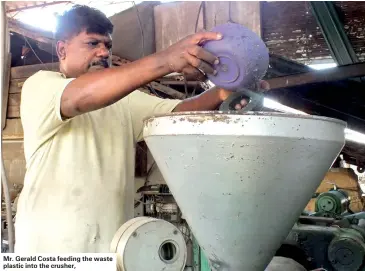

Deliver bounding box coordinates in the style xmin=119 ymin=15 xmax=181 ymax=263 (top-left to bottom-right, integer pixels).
xmin=20 ymin=71 xmax=75 ymax=159
xmin=126 ymin=90 xmax=182 ymax=142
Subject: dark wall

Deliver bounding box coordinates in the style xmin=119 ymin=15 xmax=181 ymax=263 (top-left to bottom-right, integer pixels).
xmin=10 ymin=32 xmax=56 ymax=67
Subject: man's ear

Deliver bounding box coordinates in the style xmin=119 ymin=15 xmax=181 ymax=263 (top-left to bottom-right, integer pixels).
xmin=56 ymin=40 xmax=66 ymax=60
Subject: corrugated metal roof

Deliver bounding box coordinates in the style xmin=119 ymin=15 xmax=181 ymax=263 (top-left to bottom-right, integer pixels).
xmin=262 ymin=1 xmax=332 ymax=65
xmin=262 ymin=1 xmax=365 ymax=65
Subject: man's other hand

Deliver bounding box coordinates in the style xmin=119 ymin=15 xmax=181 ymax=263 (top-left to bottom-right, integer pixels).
xmin=218 ymin=80 xmax=271 ymax=110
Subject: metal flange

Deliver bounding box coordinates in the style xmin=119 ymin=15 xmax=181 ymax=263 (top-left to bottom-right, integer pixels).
xmin=110 ymin=217 xmax=187 ymax=271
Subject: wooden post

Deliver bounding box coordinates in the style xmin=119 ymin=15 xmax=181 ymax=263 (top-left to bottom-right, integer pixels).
xmin=2 ymin=53 xmax=11 ymax=129
xmin=154 ymin=1 xmax=262 ymax=52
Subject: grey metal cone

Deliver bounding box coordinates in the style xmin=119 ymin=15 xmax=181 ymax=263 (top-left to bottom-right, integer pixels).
xmin=143 ymin=112 xmax=346 ymax=271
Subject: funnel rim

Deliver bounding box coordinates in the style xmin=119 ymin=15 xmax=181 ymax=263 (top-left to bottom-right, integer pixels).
xmin=143 ymin=111 xmax=347 ymax=126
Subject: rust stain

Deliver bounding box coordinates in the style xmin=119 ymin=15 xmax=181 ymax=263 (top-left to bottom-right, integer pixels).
xmin=178 ymin=114 xmax=231 ymax=124
xmin=144 ymin=114 xmax=231 ymax=126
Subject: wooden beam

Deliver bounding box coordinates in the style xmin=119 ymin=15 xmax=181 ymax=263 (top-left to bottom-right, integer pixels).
xmin=10 ymin=62 xmax=59 ymax=79
xmin=8 ymin=17 xmax=55 ymax=46
xmin=150 ymin=81 xmax=185 ymax=99
xmin=9 ymin=79 xmax=25 ymax=94
xmin=2 ymin=141 xmax=26 ymax=186
xmin=7 ymin=93 xmax=21 ymax=118
xmin=3 ymin=119 xmax=23 ymax=140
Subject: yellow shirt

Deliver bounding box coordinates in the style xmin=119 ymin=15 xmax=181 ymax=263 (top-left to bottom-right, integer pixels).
xmin=15 ymin=71 xmax=181 ymax=253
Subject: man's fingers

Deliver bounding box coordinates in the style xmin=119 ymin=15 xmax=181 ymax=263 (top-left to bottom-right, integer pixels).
xmin=240 ymin=99 xmax=248 ymax=106
xmin=234 ymin=99 xmax=248 ymax=110
xmin=182 ymin=66 xmax=206 ymax=81
xmin=187 ymin=45 xmax=219 ymax=66
xmin=260 ymin=80 xmax=270 ymax=91
xmin=191 ymin=31 xmax=223 ymax=44
xmin=183 ymin=52 xmax=215 ymax=75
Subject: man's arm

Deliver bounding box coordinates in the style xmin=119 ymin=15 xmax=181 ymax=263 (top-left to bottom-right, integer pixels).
xmin=60 ymin=32 xmax=222 ymax=119
xmin=173 ymin=87 xmax=227 ymax=112
xmin=61 ymin=53 xmax=170 ymax=118
xmin=173 ymin=81 xmax=271 ymax=112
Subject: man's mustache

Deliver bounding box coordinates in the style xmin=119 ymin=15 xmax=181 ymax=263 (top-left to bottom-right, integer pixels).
xmin=89 ymin=59 xmax=110 ymax=68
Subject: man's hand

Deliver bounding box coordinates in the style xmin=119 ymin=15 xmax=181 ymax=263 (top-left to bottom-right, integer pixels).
xmin=160 ymin=32 xmax=223 ymax=80
xmin=173 ymin=80 xmax=270 ymax=112
xmin=218 ymin=80 xmax=271 ymax=110
xmin=159 ymin=32 xmax=270 ymax=111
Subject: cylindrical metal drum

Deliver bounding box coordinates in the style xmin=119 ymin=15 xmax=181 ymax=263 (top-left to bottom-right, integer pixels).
xmin=110 ymin=217 xmax=187 ymax=271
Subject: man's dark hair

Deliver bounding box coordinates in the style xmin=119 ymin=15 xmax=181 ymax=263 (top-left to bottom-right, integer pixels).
xmin=55 ymin=5 xmax=114 ymax=40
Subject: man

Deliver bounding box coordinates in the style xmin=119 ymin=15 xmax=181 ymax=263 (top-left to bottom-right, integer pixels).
xmin=15 ymin=5 xmax=269 ymax=253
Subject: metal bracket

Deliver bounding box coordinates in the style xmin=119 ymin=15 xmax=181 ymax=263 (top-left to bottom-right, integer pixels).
xmin=219 ymin=88 xmax=264 ymax=112
xmin=310 ymin=2 xmax=359 ymax=66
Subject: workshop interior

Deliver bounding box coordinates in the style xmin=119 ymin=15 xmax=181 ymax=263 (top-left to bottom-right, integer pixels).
xmin=1 ymin=1 xmax=365 ymax=271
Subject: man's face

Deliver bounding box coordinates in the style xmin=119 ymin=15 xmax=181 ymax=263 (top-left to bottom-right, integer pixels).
xmin=57 ymin=31 xmax=112 ymax=78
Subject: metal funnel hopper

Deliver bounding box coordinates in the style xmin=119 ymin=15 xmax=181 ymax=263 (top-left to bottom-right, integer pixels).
xmin=143 ymin=112 xmax=346 ymax=271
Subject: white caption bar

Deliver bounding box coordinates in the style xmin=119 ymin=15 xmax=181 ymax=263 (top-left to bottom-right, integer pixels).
xmin=2 ymin=254 xmax=117 ymax=271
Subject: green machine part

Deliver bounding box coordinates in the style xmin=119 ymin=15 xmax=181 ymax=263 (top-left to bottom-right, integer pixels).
xmin=315 ymin=189 xmax=349 ymax=216
xmin=200 ymin=253 xmax=211 ymax=271
xmin=193 ymin=236 xmax=211 ymax=271
xmin=327 ymin=229 xmax=365 ymax=271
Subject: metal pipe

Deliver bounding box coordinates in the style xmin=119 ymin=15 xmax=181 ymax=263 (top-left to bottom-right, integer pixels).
xmin=267 ymin=62 xmax=365 ymax=90
xmin=1 ymin=1 xmax=14 ymax=253
xmin=160 ymin=62 xmax=365 ymax=91
xmin=298 ymin=216 xmax=338 ymax=224
xmin=157 ymin=80 xmax=201 ymax=86
xmin=310 ymin=2 xmax=359 ymax=66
